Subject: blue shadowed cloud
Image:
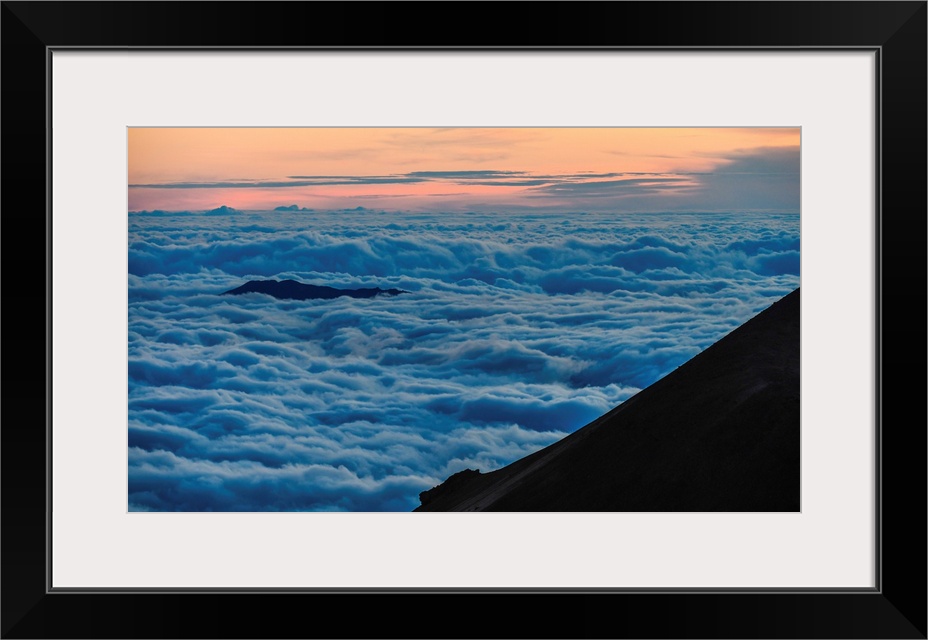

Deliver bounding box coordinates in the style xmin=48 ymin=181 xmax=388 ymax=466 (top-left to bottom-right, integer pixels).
xmin=692 ymin=146 xmax=801 ymax=212
xmin=128 ymin=210 xmax=799 ymax=511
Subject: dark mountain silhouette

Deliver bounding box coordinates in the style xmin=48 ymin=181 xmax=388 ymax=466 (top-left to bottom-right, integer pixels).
xmin=416 ymin=288 xmax=800 ymax=512
xmin=222 ymin=279 xmax=408 ymax=301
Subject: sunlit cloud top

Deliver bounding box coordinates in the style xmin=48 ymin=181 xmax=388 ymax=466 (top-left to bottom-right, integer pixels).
xmin=128 ymin=128 xmax=800 ymax=213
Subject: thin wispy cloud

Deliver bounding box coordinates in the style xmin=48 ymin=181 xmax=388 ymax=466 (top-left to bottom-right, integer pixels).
xmin=130 ymin=176 xmax=429 ymax=189
xmin=529 ymin=176 xmax=698 ymax=198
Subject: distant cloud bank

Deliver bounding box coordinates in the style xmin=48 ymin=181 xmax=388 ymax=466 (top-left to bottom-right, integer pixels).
xmin=128 ymin=210 xmax=799 ymax=511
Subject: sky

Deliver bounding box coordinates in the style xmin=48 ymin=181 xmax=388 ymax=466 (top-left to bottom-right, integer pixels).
xmin=127 ymin=128 xmax=800 ymax=512
xmin=128 ymin=128 xmax=800 ymax=214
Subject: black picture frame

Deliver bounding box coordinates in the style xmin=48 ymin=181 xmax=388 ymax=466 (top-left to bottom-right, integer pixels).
xmin=2 ymin=2 xmax=924 ymax=638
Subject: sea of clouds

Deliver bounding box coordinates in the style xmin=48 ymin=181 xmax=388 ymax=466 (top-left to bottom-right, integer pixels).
xmin=128 ymin=210 xmax=799 ymax=511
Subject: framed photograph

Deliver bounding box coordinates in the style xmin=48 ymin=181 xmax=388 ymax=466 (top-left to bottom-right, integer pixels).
xmin=4 ymin=2 xmax=925 ymax=638
xmin=123 ymin=124 xmax=802 ymax=517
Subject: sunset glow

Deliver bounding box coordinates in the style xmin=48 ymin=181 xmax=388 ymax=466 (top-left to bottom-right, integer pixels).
xmin=128 ymin=127 xmax=800 ymax=213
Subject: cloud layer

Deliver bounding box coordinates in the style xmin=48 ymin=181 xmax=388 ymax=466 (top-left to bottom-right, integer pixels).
xmin=128 ymin=210 xmax=799 ymax=511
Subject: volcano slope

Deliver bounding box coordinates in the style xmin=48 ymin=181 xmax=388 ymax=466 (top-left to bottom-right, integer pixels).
xmin=416 ymin=288 xmax=800 ymax=512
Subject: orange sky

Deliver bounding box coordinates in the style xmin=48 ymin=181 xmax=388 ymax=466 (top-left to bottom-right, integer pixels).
xmin=128 ymin=128 xmax=800 ymax=213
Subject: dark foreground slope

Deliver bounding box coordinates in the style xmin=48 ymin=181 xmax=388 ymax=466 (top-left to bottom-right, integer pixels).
xmin=417 ymin=288 xmax=800 ymax=512
xmin=223 ymin=279 xmax=407 ymax=300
